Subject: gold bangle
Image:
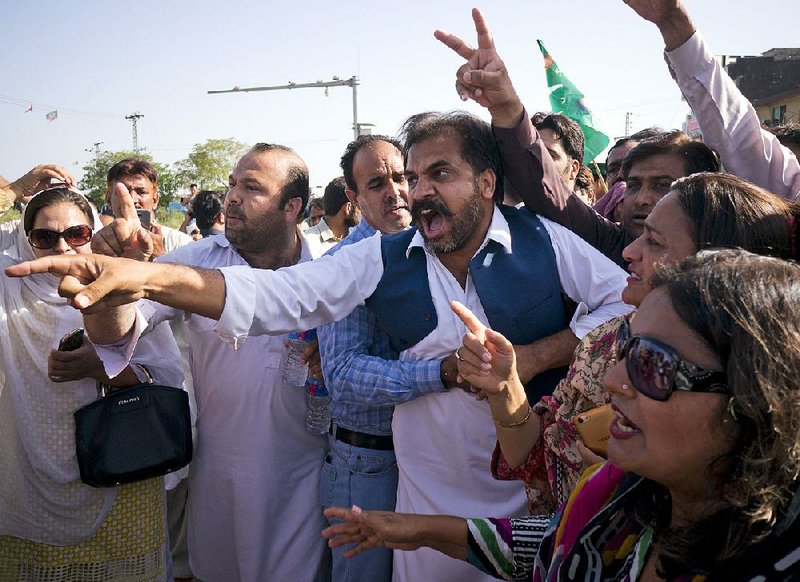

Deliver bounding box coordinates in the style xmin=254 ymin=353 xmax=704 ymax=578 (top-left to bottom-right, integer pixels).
xmin=493 ymin=404 xmax=532 ymax=429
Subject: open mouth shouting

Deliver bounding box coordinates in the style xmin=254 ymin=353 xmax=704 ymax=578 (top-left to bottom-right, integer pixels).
xmin=411 ymin=198 xmax=452 ymax=240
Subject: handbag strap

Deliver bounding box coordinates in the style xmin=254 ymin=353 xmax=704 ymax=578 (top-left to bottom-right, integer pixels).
xmin=94 ymin=364 xmax=154 ymax=399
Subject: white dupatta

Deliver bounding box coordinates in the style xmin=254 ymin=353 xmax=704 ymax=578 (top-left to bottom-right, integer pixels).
xmin=0 ymin=202 xmax=183 ymax=545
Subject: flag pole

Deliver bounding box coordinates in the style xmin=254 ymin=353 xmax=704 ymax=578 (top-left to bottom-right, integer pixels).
xmin=591 ymin=160 xmax=608 ymax=194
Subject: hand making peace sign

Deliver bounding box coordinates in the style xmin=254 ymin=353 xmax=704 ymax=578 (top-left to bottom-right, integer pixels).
xmin=434 ymin=8 xmax=525 ymax=127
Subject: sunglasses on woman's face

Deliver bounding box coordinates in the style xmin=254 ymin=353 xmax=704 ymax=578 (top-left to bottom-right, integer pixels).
xmin=28 ymin=224 xmax=93 ymax=250
xmin=614 ymin=318 xmax=729 ymax=401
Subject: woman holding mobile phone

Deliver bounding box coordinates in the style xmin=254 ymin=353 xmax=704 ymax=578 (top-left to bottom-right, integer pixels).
xmin=461 ymin=173 xmax=800 ymax=516
xmin=324 ymin=250 xmax=800 ymax=580
xmin=0 ymin=186 xmax=183 ymax=581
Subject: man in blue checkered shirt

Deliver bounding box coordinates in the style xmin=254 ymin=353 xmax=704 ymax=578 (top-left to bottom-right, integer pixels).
xmin=317 ymin=135 xmax=466 ymax=582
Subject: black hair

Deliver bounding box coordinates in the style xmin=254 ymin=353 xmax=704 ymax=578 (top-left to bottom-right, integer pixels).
xmin=399 ymin=111 xmax=504 ymax=202
xmin=339 ymin=135 xmax=403 ymax=192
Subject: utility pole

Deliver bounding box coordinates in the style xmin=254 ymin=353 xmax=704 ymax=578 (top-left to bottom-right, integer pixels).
xmin=624 ymin=112 xmax=632 ymax=137
xmin=125 ymin=112 xmax=144 ymax=152
xmin=208 ymin=76 xmax=363 ymax=140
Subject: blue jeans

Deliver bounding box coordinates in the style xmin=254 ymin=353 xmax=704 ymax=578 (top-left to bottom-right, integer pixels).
xmin=320 ymin=432 xmax=398 ymax=582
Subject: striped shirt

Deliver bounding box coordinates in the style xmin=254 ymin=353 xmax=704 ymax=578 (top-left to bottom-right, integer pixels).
xmin=317 ymin=220 xmax=445 ymax=436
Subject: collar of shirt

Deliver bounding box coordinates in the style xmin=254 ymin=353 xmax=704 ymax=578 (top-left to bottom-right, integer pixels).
xmin=405 ymin=204 xmax=513 ymax=259
xmin=351 ymin=219 xmax=378 ymax=239
xmin=214 ymin=227 xmax=314 ymax=265
xmin=307 ymin=217 xmax=339 ymax=243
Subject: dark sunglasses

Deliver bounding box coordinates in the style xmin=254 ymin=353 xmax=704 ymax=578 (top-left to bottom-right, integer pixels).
xmin=614 ymin=318 xmax=729 ymax=401
xmin=28 ymin=224 xmax=93 ymax=250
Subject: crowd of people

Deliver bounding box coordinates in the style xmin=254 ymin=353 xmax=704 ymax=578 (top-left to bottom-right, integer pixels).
xmin=1 ymin=0 xmax=799 ymax=581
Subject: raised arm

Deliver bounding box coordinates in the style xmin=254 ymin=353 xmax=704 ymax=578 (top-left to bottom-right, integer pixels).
xmin=7 ymin=224 xmax=384 ymax=343
xmin=450 ymin=301 xmax=541 ymax=469
xmin=4 ymin=254 xmax=227 ymax=319
xmin=625 ymin=0 xmax=800 ymax=200
xmin=435 ymin=8 xmax=629 ymax=265
xmin=91 ymin=181 xmax=155 ymax=261
xmin=4 ymin=177 xmax=223 ymax=317
xmin=0 ymin=164 xmax=76 ymax=211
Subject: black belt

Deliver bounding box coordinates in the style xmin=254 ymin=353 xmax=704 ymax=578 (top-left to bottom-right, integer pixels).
xmin=330 ymin=425 xmax=394 ymax=451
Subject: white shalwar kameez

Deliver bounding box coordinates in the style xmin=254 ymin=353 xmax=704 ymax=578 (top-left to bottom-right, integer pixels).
xmin=101 ymin=233 xmax=329 ymax=582
xmin=213 ymin=209 xmax=632 ymax=582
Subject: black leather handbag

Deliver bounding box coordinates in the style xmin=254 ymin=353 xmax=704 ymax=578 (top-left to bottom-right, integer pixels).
xmin=74 ymin=383 xmax=192 ymax=488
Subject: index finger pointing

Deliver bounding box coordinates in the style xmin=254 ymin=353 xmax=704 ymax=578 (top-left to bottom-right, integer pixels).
xmin=4 ymin=256 xmax=72 ymax=278
xmin=471 ymin=7 xmax=494 ymax=50
xmin=111 ymin=182 xmax=139 ymax=222
xmin=450 ymin=300 xmax=487 ymax=337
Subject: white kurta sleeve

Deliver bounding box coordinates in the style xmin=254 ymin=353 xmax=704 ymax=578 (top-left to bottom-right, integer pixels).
xmin=214 ymin=233 xmax=386 ymax=347
xmin=539 ymin=217 xmax=633 ymax=339
xmin=667 ymin=31 xmax=800 ymax=201
xmin=91 ymin=299 xmax=181 ymax=379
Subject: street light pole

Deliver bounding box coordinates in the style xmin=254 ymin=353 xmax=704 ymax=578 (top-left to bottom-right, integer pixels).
xmin=351 ymin=78 xmax=358 ymax=140
xmin=208 ymin=76 xmax=362 ymax=139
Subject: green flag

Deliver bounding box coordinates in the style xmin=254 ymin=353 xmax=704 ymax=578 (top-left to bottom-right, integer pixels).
xmin=537 ymin=40 xmax=609 ymax=163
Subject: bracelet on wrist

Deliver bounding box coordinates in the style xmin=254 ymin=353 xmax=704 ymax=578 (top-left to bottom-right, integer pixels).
xmin=493 ymin=404 xmax=532 ymax=429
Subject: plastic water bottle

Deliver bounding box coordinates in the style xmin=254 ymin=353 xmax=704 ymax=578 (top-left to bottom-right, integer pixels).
xmin=305 ymin=378 xmax=331 ymax=434
xmin=281 ymin=330 xmax=315 ymax=388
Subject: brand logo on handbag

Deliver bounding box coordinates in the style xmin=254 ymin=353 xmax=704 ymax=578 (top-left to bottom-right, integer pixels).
xmin=118 ymin=396 xmax=141 ymax=406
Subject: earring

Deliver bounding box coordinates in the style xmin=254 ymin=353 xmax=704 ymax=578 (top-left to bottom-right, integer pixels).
xmin=622 ymin=384 xmax=630 ymax=391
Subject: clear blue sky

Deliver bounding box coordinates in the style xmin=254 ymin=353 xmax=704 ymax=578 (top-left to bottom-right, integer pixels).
xmin=2 ymin=0 xmax=796 ymax=195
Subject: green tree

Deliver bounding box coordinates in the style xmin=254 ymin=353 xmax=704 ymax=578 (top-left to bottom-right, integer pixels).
xmin=174 ymin=138 xmax=249 ymax=190
xmin=79 ymin=150 xmax=178 ymax=209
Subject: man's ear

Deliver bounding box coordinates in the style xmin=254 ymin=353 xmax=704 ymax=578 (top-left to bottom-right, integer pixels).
xmin=568 ymin=159 xmax=580 ymax=183
xmin=478 ymin=169 xmax=496 ymax=201
xmin=284 ymin=197 xmax=304 ymax=223
xmin=345 ymin=188 xmax=360 ymax=208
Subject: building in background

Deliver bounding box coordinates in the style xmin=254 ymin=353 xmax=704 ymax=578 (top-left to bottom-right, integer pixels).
xmin=721 ymin=48 xmax=800 ymax=126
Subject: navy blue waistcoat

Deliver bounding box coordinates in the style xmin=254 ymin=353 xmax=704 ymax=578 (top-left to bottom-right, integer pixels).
xmin=364 ymin=205 xmax=569 ymax=399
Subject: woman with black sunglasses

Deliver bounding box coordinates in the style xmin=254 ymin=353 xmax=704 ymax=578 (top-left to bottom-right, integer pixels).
xmin=322 ymin=250 xmax=800 ymax=580
xmin=446 ymin=172 xmax=800 ymax=520
xmin=0 ymin=187 xmax=183 ymax=581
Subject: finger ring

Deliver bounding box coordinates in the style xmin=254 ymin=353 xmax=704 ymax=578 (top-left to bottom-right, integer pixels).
xmin=454 ymin=348 xmax=463 ymax=361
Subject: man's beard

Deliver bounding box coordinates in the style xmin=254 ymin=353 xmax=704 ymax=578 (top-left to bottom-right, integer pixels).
xmin=225 ymin=206 xmax=287 ymax=255
xmin=411 ymin=188 xmax=485 ymax=254
xmin=344 ymin=206 xmax=360 ymax=229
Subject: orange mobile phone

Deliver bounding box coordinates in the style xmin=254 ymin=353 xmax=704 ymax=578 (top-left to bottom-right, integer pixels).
xmin=573 ymin=404 xmax=614 ymax=457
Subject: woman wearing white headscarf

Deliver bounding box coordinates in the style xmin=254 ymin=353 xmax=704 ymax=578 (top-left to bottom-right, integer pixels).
xmin=0 ymin=164 xmax=77 ymax=257
xmin=0 ymin=186 xmax=183 ymax=581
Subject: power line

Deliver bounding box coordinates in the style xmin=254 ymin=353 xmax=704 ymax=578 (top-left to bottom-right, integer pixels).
xmin=0 ymin=93 xmax=119 ymax=119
